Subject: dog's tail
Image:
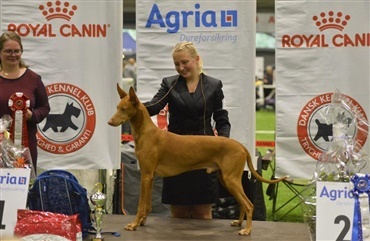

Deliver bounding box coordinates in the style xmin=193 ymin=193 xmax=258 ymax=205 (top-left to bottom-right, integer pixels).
xmin=243 ymin=145 xmax=288 ymax=184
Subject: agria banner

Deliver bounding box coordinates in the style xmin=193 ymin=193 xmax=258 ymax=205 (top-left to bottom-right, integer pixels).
xmin=275 ymin=0 xmax=370 ymax=179
xmin=136 ymin=1 xmax=257 ymax=168
xmin=0 ymin=168 xmax=31 ymax=238
xmin=0 ymin=0 xmax=122 ymax=169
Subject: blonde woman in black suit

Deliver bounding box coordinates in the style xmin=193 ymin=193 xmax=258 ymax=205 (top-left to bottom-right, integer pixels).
xmin=145 ymin=41 xmax=231 ymax=219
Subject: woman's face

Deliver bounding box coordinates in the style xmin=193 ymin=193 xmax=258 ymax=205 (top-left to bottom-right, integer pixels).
xmin=173 ymin=50 xmax=199 ymax=80
xmin=1 ymin=39 xmax=22 ymax=67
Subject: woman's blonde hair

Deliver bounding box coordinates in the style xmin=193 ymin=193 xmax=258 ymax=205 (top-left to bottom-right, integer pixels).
xmin=172 ymin=41 xmax=203 ymax=73
xmin=0 ymin=31 xmax=28 ymax=69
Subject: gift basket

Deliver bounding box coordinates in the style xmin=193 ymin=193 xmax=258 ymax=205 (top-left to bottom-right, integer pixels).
xmin=0 ymin=114 xmax=35 ymax=179
xmin=301 ymin=89 xmax=370 ymax=241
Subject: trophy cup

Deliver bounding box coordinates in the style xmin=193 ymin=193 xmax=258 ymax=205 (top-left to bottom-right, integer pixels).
xmin=90 ymin=182 xmax=107 ymax=241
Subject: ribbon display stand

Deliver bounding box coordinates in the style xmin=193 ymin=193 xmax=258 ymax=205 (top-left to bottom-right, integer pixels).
xmin=8 ymin=92 xmax=30 ymax=148
xmin=351 ymin=174 xmax=370 ymax=241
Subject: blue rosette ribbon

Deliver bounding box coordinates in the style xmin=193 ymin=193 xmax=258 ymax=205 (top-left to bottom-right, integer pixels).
xmin=351 ymin=174 xmax=370 ymax=241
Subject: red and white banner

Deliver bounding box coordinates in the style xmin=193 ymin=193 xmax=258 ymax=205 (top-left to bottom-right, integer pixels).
xmin=1 ymin=0 xmax=122 ymax=169
xmin=275 ymin=0 xmax=370 ymax=179
xmin=136 ymin=0 xmax=257 ymax=168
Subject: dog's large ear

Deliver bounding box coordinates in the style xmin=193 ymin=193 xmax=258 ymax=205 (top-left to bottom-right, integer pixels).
xmin=117 ymin=83 xmax=127 ymax=99
xmin=129 ymin=86 xmax=139 ymax=107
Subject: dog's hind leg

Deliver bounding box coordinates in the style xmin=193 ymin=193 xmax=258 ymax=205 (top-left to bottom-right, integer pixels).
xmin=222 ymin=176 xmax=254 ymax=236
xmin=231 ymin=206 xmax=246 ymax=227
xmin=234 ymin=191 xmax=254 ymax=235
xmin=217 ymin=170 xmax=246 ymax=224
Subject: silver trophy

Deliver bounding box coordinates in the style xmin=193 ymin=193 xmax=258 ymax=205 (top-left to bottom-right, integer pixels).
xmin=90 ymin=183 xmax=107 ymax=241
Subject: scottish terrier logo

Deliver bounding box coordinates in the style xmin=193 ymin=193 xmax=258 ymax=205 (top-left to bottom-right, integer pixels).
xmin=314 ymin=112 xmax=353 ymax=142
xmin=314 ymin=119 xmax=332 ymax=142
xmin=42 ymin=102 xmax=81 ymax=132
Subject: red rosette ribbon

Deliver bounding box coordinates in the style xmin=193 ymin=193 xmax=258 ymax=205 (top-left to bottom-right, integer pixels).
xmin=8 ymin=92 xmax=30 ymax=148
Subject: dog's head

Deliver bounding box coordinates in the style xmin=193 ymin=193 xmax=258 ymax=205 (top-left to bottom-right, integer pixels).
xmin=108 ymin=84 xmax=140 ymax=127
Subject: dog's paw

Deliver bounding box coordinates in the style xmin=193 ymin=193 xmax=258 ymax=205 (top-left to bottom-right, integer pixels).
xmin=238 ymin=228 xmax=251 ymax=236
xmin=124 ymin=223 xmax=138 ymax=231
xmin=139 ymin=216 xmax=147 ymax=226
xmin=230 ymin=220 xmax=242 ymax=227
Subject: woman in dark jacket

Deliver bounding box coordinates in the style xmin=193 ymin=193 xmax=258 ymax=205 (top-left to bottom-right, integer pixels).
xmin=0 ymin=31 xmax=50 ymax=172
xmin=145 ymin=41 xmax=231 ymax=219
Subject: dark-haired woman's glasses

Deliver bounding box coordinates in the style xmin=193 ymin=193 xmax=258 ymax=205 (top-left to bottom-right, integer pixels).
xmin=3 ymin=49 xmax=23 ymax=56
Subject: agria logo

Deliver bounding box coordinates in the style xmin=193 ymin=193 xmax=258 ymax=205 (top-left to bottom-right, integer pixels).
xmin=7 ymin=0 xmax=110 ymax=38
xmin=146 ymin=3 xmax=238 ymax=33
xmin=0 ymin=173 xmax=28 ymax=185
xmin=282 ymin=11 xmax=370 ymax=48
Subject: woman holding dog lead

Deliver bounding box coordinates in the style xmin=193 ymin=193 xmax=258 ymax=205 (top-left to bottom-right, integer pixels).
xmin=0 ymin=31 xmax=50 ymax=173
xmin=144 ymin=41 xmax=231 ymax=219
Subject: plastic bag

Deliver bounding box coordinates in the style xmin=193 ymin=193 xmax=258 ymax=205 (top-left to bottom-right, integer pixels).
xmin=315 ymin=89 xmax=369 ymax=181
xmin=0 ymin=115 xmax=35 ymax=178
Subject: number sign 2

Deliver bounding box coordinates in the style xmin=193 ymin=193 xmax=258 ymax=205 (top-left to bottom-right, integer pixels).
xmin=316 ymin=181 xmax=354 ymax=241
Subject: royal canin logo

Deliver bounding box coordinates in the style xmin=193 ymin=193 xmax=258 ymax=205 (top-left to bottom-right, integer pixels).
xmin=39 ymin=1 xmax=78 ymax=21
xmin=312 ymin=11 xmax=350 ymax=31
xmin=7 ymin=0 xmax=110 ymax=38
xmin=282 ymin=11 xmax=369 ymax=48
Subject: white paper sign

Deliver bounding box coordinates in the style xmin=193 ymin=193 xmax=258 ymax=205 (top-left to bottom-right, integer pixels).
xmin=316 ymin=181 xmax=354 ymax=241
xmin=0 ymin=168 xmax=31 ymax=239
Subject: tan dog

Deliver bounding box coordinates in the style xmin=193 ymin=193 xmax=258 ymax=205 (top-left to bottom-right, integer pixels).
xmin=108 ymin=85 xmax=287 ymax=235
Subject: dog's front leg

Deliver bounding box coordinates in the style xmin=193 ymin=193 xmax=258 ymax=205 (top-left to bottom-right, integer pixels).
xmin=125 ymin=174 xmax=153 ymax=231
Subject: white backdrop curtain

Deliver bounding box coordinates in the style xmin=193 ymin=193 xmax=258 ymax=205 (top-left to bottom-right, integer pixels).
xmin=275 ymin=0 xmax=370 ymax=179
xmin=135 ymin=0 xmax=257 ymax=168
xmin=1 ymin=0 xmax=122 ymax=169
